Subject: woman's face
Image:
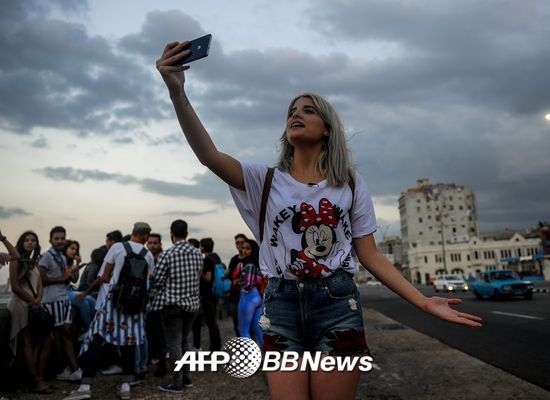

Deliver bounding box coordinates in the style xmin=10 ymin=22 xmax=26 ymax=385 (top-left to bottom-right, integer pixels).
xmin=23 ymin=234 xmax=37 ymax=253
xmin=241 ymin=242 xmax=252 ymax=258
xmin=286 ymin=97 xmax=328 ymax=147
xmin=66 ymin=243 xmax=79 ymax=258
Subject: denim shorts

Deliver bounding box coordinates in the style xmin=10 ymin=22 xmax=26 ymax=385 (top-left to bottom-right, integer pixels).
xmin=259 ymin=268 xmax=369 ymax=356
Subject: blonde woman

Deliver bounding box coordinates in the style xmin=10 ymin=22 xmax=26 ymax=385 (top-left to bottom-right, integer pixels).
xmin=155 ymin=40 xmax=482 ymax=400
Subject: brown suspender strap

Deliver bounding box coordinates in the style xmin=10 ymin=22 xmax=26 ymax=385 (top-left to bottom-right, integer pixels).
xmin=348 ymin=171 xmax=355 ymax=210
xmin=259 ymin=167 xmax=275 ymax=243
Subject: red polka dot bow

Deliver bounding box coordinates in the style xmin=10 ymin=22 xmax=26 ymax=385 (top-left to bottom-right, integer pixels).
xmin=299 ymin=198 xmax=337 ymax=230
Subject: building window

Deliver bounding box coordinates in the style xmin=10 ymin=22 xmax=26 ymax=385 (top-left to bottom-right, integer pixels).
xmin=474 ymin=251 xmax=479 ymax=260
xmin=416 ymin=207 xmax=421 ymax=213
xmin=517 ymin=248 xmax=522 ymax=256
xmin=419 ymin=217 xmax=423 ymax=223
xmin=424 ymin=256 xmax=428 ymax=263
xmin=467 ymin=254 xmax=470 ymax=261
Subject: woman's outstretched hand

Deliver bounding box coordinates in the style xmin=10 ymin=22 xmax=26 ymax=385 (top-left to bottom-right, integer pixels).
xmin=156 ymin=41 xmax=192 ymax=95
xmin=422 ymin=296 xmax=482 ymax=327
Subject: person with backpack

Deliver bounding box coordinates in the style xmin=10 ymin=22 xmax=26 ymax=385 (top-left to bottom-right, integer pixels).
xmin=156 ymin=42 xmax=482 ymax=400
xmin=191 ymin=237 xmax=222 ymax=352
xmin=64 ymin=222 xmax=155 ymax=400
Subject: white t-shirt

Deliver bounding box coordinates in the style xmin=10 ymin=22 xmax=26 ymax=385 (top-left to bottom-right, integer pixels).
xmin=230 ymin=163 xmax=377 ymax=280
xmin=96 ymin=241 xmax=155 ymax=310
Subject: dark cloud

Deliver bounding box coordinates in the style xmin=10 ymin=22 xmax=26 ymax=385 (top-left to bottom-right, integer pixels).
xmin=0 ymin=0 xmax=163 ymax=135
xmin=306 ymin=0 xmax=550 ymax=115
xmin=3 ymin=4 xmax=548 ymax=233
xmin=110 ymin=137 xmax=134 ymax=145
xmin=30 ymin=136 xmax=48 ymax=148
xmin=35 ymin=166 xmax=230 ymax=203
xmin=0 ymin=206 xmax=32 ymax=219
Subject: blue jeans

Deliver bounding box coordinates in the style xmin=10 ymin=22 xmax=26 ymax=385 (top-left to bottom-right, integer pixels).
xmin=135 ymin=339 xmax=148 ymax=374
xmin=238 ymin=287 xmax=263 ymax=348
xmin=260 ymin=268 xmax=368 ymax=355
xmin=68 ymin=291 xmax=96 ymax=330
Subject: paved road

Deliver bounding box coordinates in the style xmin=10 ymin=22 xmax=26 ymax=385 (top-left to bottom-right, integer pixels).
xmin=360 ymin=284 xmax=550 ymax=391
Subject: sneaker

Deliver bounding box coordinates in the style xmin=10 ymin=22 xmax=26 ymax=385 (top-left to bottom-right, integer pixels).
xmin=56 ymin=367 xmax=72 ymax=381
xmin=129 ymin=372 xmax=146 ymax=387
xmin=159 ymin=384 xmax=183 ymax=394
xmin=63 ymin=389 xmax=91 ymax=400
xmin=101 ymin=364 xmax=123 ymax=375
xmin=119 ymin=383 xmax=131 ymax=400
xmin=181 ymin=376 xmax=193 ymax=388
xmin=68 ymin=368 xmax=83 ymax=382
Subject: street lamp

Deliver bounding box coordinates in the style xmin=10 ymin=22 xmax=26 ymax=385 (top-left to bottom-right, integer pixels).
xmin=432 ymin=188 xmax=449 ymax=275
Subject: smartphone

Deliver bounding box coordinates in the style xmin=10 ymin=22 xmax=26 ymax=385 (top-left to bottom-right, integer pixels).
xmin=175 ymin=34 xmax=212 ymax=65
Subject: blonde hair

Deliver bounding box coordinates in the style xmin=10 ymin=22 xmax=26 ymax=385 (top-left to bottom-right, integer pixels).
xmin=276 ymin=93 xmax=354 ymax=186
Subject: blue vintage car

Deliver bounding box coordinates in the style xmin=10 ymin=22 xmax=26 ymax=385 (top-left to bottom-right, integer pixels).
xmin=472 ymin=270 xmax=534 ymax=300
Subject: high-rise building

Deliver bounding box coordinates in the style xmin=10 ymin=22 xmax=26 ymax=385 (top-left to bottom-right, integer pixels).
xmin=399 ymin=179 xmax=479 ymax=271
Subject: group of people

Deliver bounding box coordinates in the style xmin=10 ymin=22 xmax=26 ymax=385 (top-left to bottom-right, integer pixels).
xmin=0 ymin=35 xmax=483 ymax=400
xmin=0 ymin=222 xmax=265 ymax=399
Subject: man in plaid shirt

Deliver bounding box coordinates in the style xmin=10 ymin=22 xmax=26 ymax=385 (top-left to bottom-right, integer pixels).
xmin=148 ymin=219 xmax=203 ymax=394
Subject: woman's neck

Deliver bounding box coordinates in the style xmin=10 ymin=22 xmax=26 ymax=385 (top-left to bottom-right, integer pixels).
xmin=290 ymin=144 xmax=324 ymax=184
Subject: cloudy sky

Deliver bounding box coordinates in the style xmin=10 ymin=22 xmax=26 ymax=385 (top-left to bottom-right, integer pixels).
xmin=1 ymin=0 xmax=549 ymax=283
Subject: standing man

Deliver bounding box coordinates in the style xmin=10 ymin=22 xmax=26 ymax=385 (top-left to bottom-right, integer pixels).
xmin=145 ymin=232 xmax=167 ymax=377
xmin=192 ymin=238 xmax=222 ymax=352
xmin=64 ymin=222 xmax=154 ymax=400
xmin=148 ymin=220 xmax=203 ymax=393
xmin=105 ymin=230 xmax=123 ymax=250
xmin=146 ymin=234 xmax=163 ymax=261
xmin=39 ymin=226 xmax=82 ymax=381
xmin=226 ymin=233 xmax=248 ymax=337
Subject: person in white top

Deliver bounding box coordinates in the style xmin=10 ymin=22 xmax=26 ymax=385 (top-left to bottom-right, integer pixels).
xmin=156 ymin=40 xmax=482 ymax=400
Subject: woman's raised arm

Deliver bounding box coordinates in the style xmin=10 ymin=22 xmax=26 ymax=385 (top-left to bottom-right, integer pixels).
xmin=156 ymin=41 xmax=244 ymax=190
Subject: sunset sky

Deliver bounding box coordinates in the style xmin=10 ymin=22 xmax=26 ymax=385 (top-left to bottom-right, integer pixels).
xmin=1 ymin=0 xmax=549 ymax=284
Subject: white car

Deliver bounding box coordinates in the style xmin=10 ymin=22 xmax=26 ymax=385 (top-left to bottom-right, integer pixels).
xmin=433 ymin=275 xmax=469 ymax=292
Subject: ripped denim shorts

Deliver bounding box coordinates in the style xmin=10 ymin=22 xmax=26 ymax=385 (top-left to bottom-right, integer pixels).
xmin=259 ymin=268 xmax=369 ymax=356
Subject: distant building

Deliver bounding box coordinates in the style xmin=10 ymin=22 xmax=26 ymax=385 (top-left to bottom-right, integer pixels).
xmin=378 ymin=235 xmax=403 ymax=269
xmin=399 ymin=179 xmax=478 ymax=279
xmin=398 ymin=179 xmax=547 ymax=284
xmin=407 ymin=230 xmax=542 ymax=284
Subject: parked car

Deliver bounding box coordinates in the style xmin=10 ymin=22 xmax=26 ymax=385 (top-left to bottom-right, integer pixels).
xmin=433 ymin=275 xmax=469 ymax=292
xmin=471 ymin=270 xmax=534 ymax=300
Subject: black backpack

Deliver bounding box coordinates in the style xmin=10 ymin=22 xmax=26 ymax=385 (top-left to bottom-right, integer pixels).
xmin=111 ymin=242 xmax=150 ymax=314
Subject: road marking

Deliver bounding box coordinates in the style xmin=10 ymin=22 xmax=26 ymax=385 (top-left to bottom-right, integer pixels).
xmin=491 ymin=311 xmax=544 ymax=320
